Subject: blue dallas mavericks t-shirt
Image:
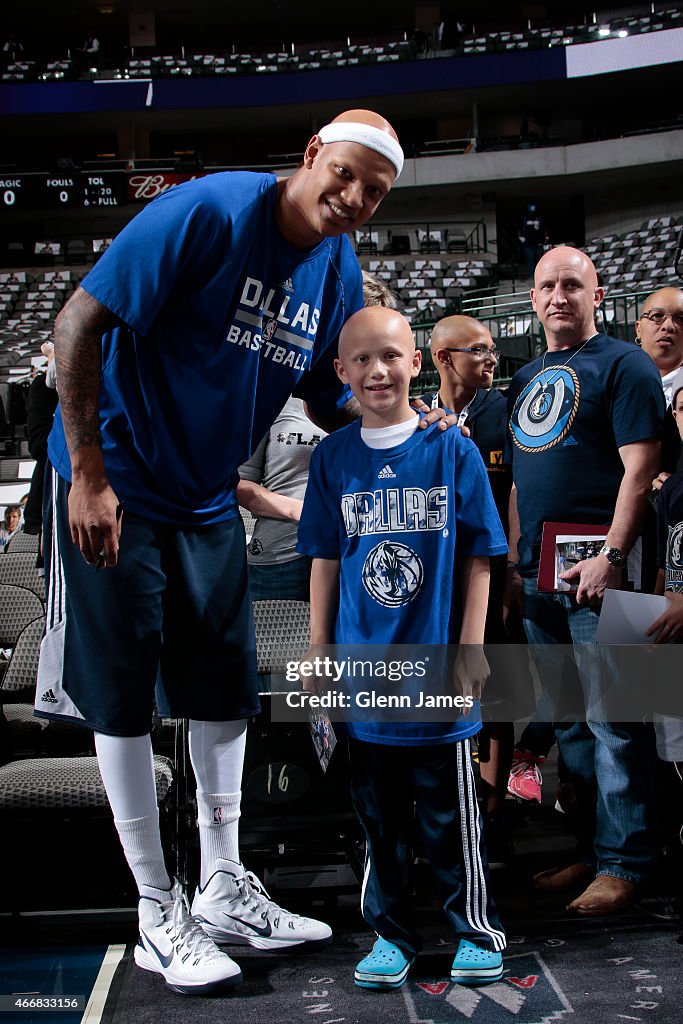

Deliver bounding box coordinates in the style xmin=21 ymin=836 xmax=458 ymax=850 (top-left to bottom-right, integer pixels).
xmin=297 ymin=419 xmax=508 ymax=745
xmin=48 ymin=172 xmax=361 ymax=524
xmin=506 ymin=333 xmax=665 ymax=576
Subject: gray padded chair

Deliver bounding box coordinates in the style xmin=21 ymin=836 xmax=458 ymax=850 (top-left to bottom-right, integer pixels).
xmin=0 ymin=614 xmax=43 ymax=702
xmin=0 ymin=583 xmax=44 ymax=647
xmin=0 ymin=458 xmax=21 ymax=481
xmin=0 ymin=613 xmax=46 ymax=755
xmin=0 ymin=753 xmax=174 ymax=912
xmin=252 ymin=598 xmax=310 ymax=676
xmin=0 ymin=551 xmax=45 ymax=600
xmin=0 ymin=754 xmax=173 ymax=810
xmin=5 ymin=530 xmax=40 ymax=553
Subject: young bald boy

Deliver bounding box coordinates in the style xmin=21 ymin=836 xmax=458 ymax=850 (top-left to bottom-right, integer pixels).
xmin=297 ymin=308 xmax=508 ymax=989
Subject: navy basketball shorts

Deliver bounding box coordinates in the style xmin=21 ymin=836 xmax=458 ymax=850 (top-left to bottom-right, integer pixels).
xmin=35 ymin=469 xmax=261 ymax=736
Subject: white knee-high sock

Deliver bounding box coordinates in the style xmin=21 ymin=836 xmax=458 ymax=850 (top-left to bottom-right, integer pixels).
xmin=95 ymin=733 xmax=172 ymax=895
xmin=188 ymin=719 xmax=247 ymax=886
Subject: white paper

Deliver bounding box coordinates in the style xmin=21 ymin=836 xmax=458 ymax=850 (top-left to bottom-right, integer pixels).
xmin=18 ymin=460 xmax=36 ymax=480
xmin=595 ymin=588 xmax=670 ymax=644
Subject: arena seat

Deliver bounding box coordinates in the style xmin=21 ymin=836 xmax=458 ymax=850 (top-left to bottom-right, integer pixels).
xmin=0 ymin=745 xmax=174 ymax=913
xmin=5 ymin=530 xmax=40 ymax=554
xmin=0 ymin=551 xmax=46 ymax=600
xmin=0 ymin=614 xmax=43 ymax=705
xmin=251 ymin=599 xmax=310 ymax=676
xmin=355 ymin=230 xmax=379 ymax=255
xmin=34 ymin=241 xmax=63 ymax=266
xmin=0 ymin=585 xmax=43 ymax=650
xmin=65 ymin=239 xmax=89 ymax=264
xmin=0 ymin=754 xmax=173 ymax=811
xmin=418 ymin=229 xmax=443 ymax=253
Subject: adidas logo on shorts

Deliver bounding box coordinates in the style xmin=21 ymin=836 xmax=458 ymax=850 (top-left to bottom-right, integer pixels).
xmin=378 ymin=464 xmax=397 ymax=479
xmin=41 ymin=688 xmax=58 ymax=704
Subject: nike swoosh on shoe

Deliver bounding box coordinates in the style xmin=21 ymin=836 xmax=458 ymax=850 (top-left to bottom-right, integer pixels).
xmin=140 ymin=933 xmax=174 ymax=968
xmin=222 ymin=914 xmax=272 ymax=937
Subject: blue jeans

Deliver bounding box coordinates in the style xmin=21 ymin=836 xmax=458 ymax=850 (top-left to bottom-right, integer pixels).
xmin=248 ymin=556 xmax=311 ymax=602
xmin=522 ymin=577 xmax=657 ymax=885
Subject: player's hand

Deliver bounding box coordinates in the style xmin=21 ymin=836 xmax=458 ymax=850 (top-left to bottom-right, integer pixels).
xmin=651 ymin=471 xmax=671 ymax=493
xmin=645 ymin=592 xmax=683 ymax=645
xmin=410 ymin=399 xmax=469 ymax=435
xmin=453 ymin=645 xmax=490 ymax=716
xmin=68 ymin=478 xmax=122 ymax=567
xmin=559 ymin=555 xmax=622 ymax=606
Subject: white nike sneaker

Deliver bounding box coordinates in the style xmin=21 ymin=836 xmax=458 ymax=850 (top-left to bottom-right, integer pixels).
xmin=191 ymin=859 xmax=333 ymax=950
xmin=134 ymin=880 xmax=242 ymax=995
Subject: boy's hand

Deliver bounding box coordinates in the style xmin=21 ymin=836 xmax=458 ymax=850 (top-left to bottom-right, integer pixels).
xmin=645 ymin=592 xmax=683 ymax=644
xmin=410 ymin=398 xmax=467 ymax=434
xmin=296 ymin=645 xmax=326 ymax=693
xmin=453 ymin=645 xmax=490 ymax=716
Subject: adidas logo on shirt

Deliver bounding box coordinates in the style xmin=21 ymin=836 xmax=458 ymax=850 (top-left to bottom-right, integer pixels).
xmin=41 ymin=688 xmax=58 ymax=704
xmin=280 ymin=277 xmax=294 ymax=292
xmin=378 ymin=464 xmax=397 ymax=479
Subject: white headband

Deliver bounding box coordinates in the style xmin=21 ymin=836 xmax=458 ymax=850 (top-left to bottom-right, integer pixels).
xmin=317 ymin=122 xmax=404 ymax=178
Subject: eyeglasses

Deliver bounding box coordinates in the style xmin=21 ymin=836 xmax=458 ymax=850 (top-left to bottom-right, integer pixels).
xmin=640 ymin=311 xmax=683 ymax=328
xmin=443 ymin=346 xmax=501 ymax=361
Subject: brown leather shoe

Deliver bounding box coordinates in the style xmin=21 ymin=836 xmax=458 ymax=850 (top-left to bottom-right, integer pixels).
xmin=567 ymin=874 xmax=638 ymax=915
xmin=533 ymin=863 xmax=594 ymax=892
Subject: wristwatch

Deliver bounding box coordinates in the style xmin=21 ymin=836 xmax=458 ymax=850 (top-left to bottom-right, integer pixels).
xmin=598 ymin=545 xmax=627 ymax=568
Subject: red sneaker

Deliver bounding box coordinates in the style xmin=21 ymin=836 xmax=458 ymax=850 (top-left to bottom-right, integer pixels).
xmin=507 ymin=748 xmax=544 ymax=802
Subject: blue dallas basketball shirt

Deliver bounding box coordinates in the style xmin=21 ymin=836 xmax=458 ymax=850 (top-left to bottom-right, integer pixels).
xmin=297 ymin=418 xmax=508 ymax=744
xmin=47 ymin=172 xmax=361 ymax=525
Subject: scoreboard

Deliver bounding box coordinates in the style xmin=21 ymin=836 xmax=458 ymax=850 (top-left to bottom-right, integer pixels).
xmin=0 ymin=172 xmax=127 ymax=210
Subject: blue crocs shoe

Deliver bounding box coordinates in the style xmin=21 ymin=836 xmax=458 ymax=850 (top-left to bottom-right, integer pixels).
xmin=451 ymin=939 xmax=504 ymax=985
xmin=354 ymin=937 xmax=416 ymax=990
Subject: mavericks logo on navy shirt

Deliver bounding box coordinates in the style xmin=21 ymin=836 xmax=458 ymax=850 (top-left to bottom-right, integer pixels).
xmin=362 ymin=540 xmax=424 ymax=607
xmin=509 ymin=367 xmax=580 ymax=453
xmin=666 ymin=521 xmax=683 ymax=590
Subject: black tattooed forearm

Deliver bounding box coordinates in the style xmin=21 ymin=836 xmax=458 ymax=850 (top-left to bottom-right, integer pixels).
xmin=54 ymin=287 xmax=118 ymax=457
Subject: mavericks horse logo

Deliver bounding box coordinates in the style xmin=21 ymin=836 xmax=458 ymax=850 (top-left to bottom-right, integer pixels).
xmin=362 ymin=540 xmax=424 ymax=607
xmin=509 ymin=367 xmax=580 ymax=453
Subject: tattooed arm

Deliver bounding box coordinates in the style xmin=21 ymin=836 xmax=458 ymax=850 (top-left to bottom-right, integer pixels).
xmin=54 ymin=287 xmax=122 ymax=566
